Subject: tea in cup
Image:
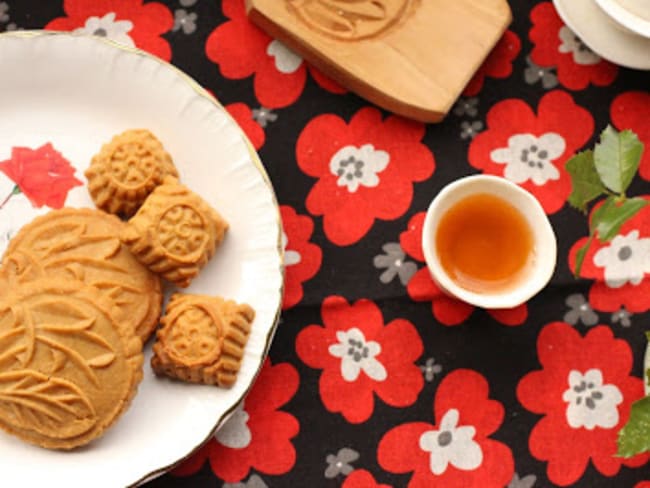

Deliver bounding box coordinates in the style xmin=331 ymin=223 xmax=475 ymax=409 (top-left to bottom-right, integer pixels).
xmin=421 ymin=175 xmax=556 ymax=309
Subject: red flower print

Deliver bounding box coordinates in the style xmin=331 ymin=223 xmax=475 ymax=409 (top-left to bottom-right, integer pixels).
xmin=205 ymin=0 xmax=345 ymax=109
xmin=463 ymin=30 xmax=521 ymax=97
xmin=45 ymin=0 xmax=173 ymax=61
xmin=612 ymin=92 xmax=650 ymax=180
xmin=468 ymin=90 xmax=593 ymax=214
xmin=172 ymin=359 xmax=300 ymax=482
xmin=343 ymin=470 xmax=392 ymax=488
xmin=568 ymin=197 xmax=650 ymax=313
xmin=297 ymin=107 xmax=435 ymax=246
xmin=280 ymin=205 xmax=322 ymax=310
xmin=400 ymin=212 xmax=527 ymax=326
xmin=378 ymin=369 xmax=514 ymax=487
xmin=517 ymin=322 xmax=648 ymax=486
xmin=529 ymin=2 xmax=618 ymax=90
xmin=295 ymin=296 xmax=424 ymax=423
xmin=226 ymin=103 xmax=266 ymax=151
xmin=636 ymin=483 xmax=650 ymax=488
xmin=0 ymin=143 xmax=82 ymax=210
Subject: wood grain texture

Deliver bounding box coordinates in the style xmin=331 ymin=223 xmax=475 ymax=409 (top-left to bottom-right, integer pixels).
xmin=246 ymin=0 xmax=512 ymax=122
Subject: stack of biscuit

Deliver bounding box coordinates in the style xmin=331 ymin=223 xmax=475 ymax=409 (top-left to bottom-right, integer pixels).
xmin=0 ymin=129 xmax=254 ymax=450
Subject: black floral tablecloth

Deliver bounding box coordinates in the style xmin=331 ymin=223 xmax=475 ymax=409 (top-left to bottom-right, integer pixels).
xmin=3 ymin=0 xmax=650 ymax=487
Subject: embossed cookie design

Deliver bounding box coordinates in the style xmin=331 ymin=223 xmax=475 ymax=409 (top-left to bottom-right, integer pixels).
xmin=0 ymin=281 xmax=143 ymax=449
xmin=151 ymin=293 xmax=254 ymax=387
xmin=287 ymin=0 xmax=414 ymax=40
xmin=3 ymin=208 xmax=163 ymax=342
xmin=121 ymin=177 xmax=228 ymax=288
xmin=85 ymin=129 xmax=179 ymax=217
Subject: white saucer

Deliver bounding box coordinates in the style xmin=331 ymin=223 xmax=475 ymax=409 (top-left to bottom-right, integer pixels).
xmin=595 ymin=0 xmax=650 ymax=38
xmin=553 ymin=0 xmax=650 ymax=70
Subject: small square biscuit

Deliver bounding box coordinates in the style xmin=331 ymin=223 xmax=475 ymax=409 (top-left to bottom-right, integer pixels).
xmin=85 ymin=129 xmax=178 ymax=217
xmin=121 ymin=176 xmax=228 ymax=287
xmin=151 ymin=293 xmax=254 ymax=387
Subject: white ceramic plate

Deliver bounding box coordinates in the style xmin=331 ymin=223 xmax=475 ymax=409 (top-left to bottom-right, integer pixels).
xmin=553 ymin=0 xmax=650 ymax=70
xmin=0 ymin=31 xmax=283 ymax=487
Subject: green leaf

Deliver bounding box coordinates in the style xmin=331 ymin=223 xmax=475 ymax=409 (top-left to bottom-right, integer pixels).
xmin=567 ymin=150 xmax=606 ymax=212
xmin=591 ymin=196 xmax=648 ymax=242
xmin=618 ymin=396 xmax=650 ymax=458
xmin=594 ymin=126 xmax=644 ymax=194
xmin=11 ymin=185 xmax=21 ymax=196
xmin=573 ymin=234 xmax=593 ymax=278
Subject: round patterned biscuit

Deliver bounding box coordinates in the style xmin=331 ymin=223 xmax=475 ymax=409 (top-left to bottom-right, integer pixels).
xmin=0 ymin=281 xmax=143 ymax=449
xmin=3 ymin=208 xmax=163 ymax=343
xmin=85 ymin=129 xmax=179 ymax=217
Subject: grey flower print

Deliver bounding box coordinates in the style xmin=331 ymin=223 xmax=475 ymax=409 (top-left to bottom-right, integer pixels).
xmin=4 ymin=22 xmax=16 ymax=31
xmin=612 ymin=307 xmax=632 ymax=327
xmin=558 ymin=26 xmax=601 ymax=65
xmin=508 ymin=473 xmax=537 ymax=488
xmin=324 ymin=447 xmax=359 ymax=478
xmin=564 ymin=293 xmax=598 ymax=326
xmin=180 ymin=0 xmax=198 ymax=6
xmin=223 ymin=474 xmax=268 ymax=488
xmin=524 ymin=56 xmax=558 ymax=89
xmin=453 ymin=97 xmax=479 ymax=117
xmin=460 ymin=120 xmax=483 ymax=140
xmin=0 ymin=2 xmax=8 ymax=23
xmin=252 ymin=107 xmax=278 ymax=128
xmin=173 ymin=9 xmax=197 ymax=34
xmin=420 ymin=357 xmax=442 ymax=382
xmin=373 ymin=242 xmax=417 ymax=285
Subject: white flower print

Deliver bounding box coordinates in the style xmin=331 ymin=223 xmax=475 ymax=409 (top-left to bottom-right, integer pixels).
xmin=558 ymin=26 xmax=601 ymax=65
xmin=282 ymin=231 xmax=301 ymax=266
xmin=328 ymin=327 xmax=387 ymax=382
xmin=329 ymin=144 xmax=389 ymax=193
xmin=419 ymin=409 xmax=483 ymax=475
xmin=266 ymin=39 xmax=303 ymax=74
xmin=490 ymin=133 xmax=565 ymax=186
xmin=73 ymin=12 xmax=135 ymax=47
xmin=215 ymin=403 xmax=252 ymax=449
xmin=562 ymin=369 xmax=623 ymax=430
xmin=593 ymin=230 xmax=650 ymax=288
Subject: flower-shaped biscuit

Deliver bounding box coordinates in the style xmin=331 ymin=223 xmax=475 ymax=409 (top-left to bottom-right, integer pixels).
xmin=85 ymin=129 xmax=178 ymax=217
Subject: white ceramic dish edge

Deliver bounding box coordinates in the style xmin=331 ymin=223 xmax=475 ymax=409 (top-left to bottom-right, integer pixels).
xmin=553 ymin=0 xmax=650 ymax=70
xmin=595 ymin=0 xmax=650 ymax=38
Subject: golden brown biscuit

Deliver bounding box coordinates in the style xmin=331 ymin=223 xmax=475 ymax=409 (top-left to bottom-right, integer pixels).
xmin=0 ymin=281 xmax=143 ymax=449
xmin=151 ymin=293 xmax=254 ymax=387
xmin=85 ymin=129 xmax=178 ymax=217
xmin=3 ymin=208 xmax=163 ymax=343
xmin=121 ymin=177 xmax=228 ymax=288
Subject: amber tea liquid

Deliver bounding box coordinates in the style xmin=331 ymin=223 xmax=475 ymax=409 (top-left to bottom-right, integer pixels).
xmin=435 ymin=193 xmax=534 ymax=294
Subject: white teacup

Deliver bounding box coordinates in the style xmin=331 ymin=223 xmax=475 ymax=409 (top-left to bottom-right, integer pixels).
xmin=421 ymin=175 xmax=557 ymax=310
xmin=596 ymin=0 xmax=650 ymax=38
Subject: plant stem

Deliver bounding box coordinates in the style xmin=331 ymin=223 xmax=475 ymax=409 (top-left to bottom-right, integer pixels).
xmin=0 ymin=185 xmax=20 ymax=211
